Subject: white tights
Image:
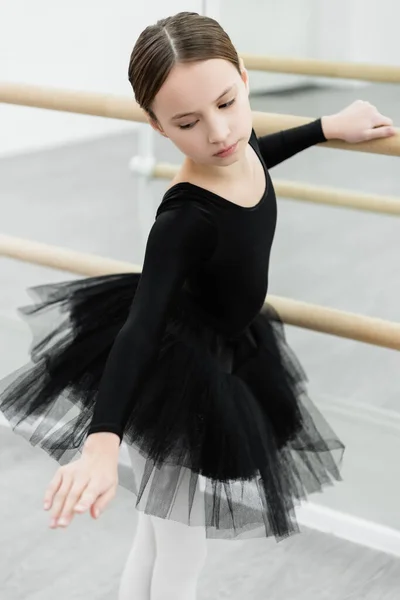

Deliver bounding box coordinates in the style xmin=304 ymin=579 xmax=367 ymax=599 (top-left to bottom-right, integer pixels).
xmin=118 ymin=446 xmax=208 ymax=599
xmin=117 ymin=510 xmax=208 ymax=600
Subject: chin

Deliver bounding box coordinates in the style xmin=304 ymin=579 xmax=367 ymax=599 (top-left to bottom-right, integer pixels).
xmin=221 ymin=154 xmax=241 ymax=166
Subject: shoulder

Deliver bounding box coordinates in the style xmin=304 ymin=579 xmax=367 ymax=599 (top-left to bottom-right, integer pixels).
xmin=156 ymin=185 xmax=218 ymax=235
xmin=147 ymin=192 xmax=218 ymax=260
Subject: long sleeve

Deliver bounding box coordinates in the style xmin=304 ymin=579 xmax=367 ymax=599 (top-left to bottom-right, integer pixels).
xmin=256 ymin=118 xmax=327 ymax=169
xmin=87 ymin=202 xmax=217 ymax=442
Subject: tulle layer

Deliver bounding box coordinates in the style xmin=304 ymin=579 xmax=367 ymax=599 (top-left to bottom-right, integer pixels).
xmin=0 ymin=273 xmax=344 ymax=540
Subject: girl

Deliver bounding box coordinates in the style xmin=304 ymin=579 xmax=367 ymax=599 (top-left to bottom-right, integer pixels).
xmin=0 ymin=10 xmax=395 ymax=600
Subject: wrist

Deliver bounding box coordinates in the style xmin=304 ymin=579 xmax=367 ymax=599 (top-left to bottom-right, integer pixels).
xmin=321 ymin=115 xmax=340 ymax=140
xmin=83 ymin=431 xmax=121 ymax=454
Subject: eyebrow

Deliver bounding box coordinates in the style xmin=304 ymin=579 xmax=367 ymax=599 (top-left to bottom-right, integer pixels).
xmin=171 ymin=84 xmax=236 ymax=121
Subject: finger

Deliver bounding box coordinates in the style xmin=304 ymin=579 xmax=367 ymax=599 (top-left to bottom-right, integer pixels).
xmin=43 ymin=470 xmax=63 ymax=510
xmin=365 ymin=126 xmax=395 ymax=140
xmin=73 ymin=479 xmax=96 ymax=514
xmin=50 ymin=474 xmax=73 ymax=523
xmin=90 ymin=486 xmax=116 ymax=519
xmin=72 ymin=484 xmax=100 ymax=515
xmin=57 ymin=479 xmax=91 ymax=527
xmin=375 ymin=114 xmax=393 ymax=127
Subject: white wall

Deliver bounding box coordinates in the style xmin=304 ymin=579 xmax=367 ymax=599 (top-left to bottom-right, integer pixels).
xmin=223 ymin=0 xmax=400 ymax=92
xmin=219 ymin=0 xmax=320 ymax=92
xmin=0 ymin=0 xmax=201 ymax=157
xmin=314 ymin=0 xmax=400 ymax=65
xmin=1 ymin=0 xmax=399 ymax=157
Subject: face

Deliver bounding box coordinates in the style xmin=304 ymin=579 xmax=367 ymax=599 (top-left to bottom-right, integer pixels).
xmin=149 ymin=58 xmax=252 ymax=168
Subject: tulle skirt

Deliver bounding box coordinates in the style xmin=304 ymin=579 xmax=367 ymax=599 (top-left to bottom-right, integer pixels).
xmin=0 ymin=272 xmax=344 ymax=540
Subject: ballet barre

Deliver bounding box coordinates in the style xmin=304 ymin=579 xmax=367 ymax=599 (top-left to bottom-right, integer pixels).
xmin=0 ymin=233 xmax=399 ymax=352
xmin=129 ymin=160 xmax=400 ymax=216
xmin=240 ymin=54 xmax=400 ymax=84
xmin=0 ymin=82 xmax=399 ymax=158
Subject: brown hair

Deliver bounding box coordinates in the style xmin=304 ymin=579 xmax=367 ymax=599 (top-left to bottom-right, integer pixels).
xmin=128 ymin=11 xmax=241 ymax=121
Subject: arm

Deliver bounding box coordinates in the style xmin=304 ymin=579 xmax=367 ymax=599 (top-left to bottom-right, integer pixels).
xmin=256 ymin=118 xmax=327 ymax=169
xmin=85 ymin=202 xmax=217 ymax=443
xmin=257 ymin=100 xmax=395 ymax=169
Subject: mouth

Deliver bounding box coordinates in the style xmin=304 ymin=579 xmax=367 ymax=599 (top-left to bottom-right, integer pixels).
xmin=214 ymin=142 xmax=238 ymax=158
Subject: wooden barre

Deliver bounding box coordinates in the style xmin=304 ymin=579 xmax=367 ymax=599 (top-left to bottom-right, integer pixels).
xmin=0 ymin=83 xmax=146 ymax=123
xmin=1 ymin=82 xmax=399 ymax=157
xmin=240 ymin=54 xmax=400 ymax=84
xmin=152 ymin=162 xmax=400 ymax=216
xmin=251 ymin=112 xmax=400 ymax=157
xmin=0 ymin=234 xmax=399 ymax=351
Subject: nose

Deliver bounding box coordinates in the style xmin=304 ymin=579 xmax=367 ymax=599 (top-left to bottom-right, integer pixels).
xmin=208 ymin=118 xmax=230 ymax=145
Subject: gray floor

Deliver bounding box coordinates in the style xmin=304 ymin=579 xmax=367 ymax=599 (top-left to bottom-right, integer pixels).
xmin=1 ymin=82 xmax=400 ymax=597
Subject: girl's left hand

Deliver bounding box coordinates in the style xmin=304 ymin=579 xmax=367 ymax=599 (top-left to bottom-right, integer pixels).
xmin=322 ymin=100 xmax=396 ymax=143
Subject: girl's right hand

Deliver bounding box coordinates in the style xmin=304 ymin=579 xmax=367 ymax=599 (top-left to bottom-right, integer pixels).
xmin=43 ymin=433 xmax=120 ymax=529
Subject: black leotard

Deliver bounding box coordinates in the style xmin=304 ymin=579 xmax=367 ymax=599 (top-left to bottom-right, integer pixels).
xmin=87 ymin=119 xmax=326 ymax=440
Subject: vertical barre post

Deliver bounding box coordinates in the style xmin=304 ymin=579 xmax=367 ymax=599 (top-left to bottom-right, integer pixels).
xmin=129 ymin=123 xmax=156 ymax=242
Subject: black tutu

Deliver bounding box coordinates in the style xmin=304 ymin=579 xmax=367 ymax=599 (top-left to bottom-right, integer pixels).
xmin=0 ymin=272 xmax=344 ymax=540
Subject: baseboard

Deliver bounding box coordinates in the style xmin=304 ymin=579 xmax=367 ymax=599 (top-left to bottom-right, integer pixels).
xmin=296 ymin=502 xmax=400 ymax=558
xmin=318 ymin=394 xmax=400 ymax=434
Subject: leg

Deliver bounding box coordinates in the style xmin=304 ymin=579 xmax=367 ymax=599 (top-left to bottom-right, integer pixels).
xmin=124 ymin=444 xmax=208 ymax=599
xmin=150 ymin=515 xmax=208 ymax=600
xmin=118 ymin=510 xmax=156 ymax=600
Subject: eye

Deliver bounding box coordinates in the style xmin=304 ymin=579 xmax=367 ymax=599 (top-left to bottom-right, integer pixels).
xmin=178 ymin=98 xmax=236 ymax=130
xmin=219 ymin=98 xmax=236 ymax=109
xmin=179 ymin=121 xmax=198 ymax=130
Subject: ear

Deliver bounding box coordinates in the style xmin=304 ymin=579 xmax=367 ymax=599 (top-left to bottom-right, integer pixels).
xmin=238 ymin=57 xmax=250 ymax=95
xmin=147 ymin=115 xmax=168 ymax=138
